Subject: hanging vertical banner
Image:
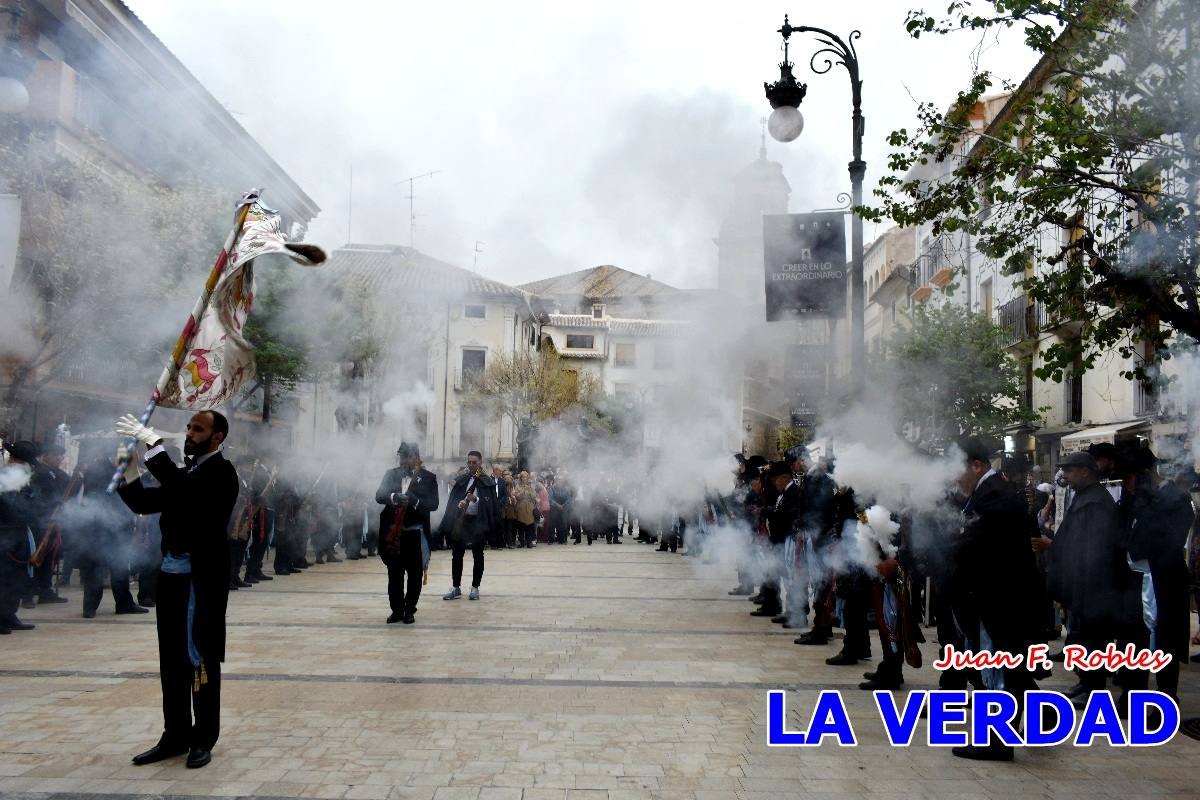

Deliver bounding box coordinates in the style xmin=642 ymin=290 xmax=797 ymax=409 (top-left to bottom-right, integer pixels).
xmin=763 ymin=212 xmax=847 ymax=321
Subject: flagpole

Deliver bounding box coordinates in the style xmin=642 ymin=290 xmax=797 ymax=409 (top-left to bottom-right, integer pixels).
xmin=106 ymin=189 xmax=261 ymax=492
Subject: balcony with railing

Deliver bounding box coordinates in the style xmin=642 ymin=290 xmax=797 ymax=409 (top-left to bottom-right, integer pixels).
xmin=998 ymin=295 xmax=1038 ymax=349
xmin=909 ymin=235 xmax=957 ymax=302
xmin=1034 ymin=295 xmax=1085 ymax=333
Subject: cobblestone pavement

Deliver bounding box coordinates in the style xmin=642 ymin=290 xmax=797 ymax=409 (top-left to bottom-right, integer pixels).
xmin=0 ymin=542 xmax=1196 ymax=799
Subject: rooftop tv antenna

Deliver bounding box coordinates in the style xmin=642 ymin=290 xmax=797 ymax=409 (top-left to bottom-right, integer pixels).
xmin=398 ymin=170 xmax=442 ymax=248
xmin=473 ymin=240 xmax=485 ymax=273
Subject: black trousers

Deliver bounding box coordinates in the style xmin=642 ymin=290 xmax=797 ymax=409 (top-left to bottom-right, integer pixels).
xmin=137 ymin=566 xmax=159 ymax=606
xmin=839 ymin=575 xmax=873 ymax=659
xmin=156 ymin=572 xmax=221 ymax=750
xmin=246 ymin=533 xmax=268 ymax=577
xmin=451 ymin=529 xmax=485 ymax=588
xmin=384 ymin=530 xmax=423 ymax=613
xmin=227 ymin=539 xmax=248 ymax=584
xmin=78 ymin=550 xmax=136 ymax=614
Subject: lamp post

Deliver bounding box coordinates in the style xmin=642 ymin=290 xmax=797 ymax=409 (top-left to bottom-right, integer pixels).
xmin=0 ymin=1 xmax=31 ymax=114
xmin=764 ymin=15 xmax=865 ymax=395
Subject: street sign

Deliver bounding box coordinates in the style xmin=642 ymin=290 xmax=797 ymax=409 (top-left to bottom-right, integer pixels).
xmin=763 ymin=212 xmax=847 ymax=321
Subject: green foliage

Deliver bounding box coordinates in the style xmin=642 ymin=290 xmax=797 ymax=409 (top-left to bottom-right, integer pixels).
xmin=889 ymin=303 xmax=1033 ymax=447
xmin=776 ymin=424 xmax=812 ymax=455
xmin=870 ymin=0 xmax=1200 ymax=384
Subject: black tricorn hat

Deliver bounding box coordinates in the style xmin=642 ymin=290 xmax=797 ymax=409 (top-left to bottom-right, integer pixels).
xmin=3 ymin=440 xmax=40 ymax=462
xmin=396 ymin=442 xmax=420 ymax=458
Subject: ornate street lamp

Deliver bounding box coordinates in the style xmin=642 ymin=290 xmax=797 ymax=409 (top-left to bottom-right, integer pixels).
xmin=0 ymin=1 xmax=32 ymax=114
xmin=764 ymin=15 xmax=866 ymax=393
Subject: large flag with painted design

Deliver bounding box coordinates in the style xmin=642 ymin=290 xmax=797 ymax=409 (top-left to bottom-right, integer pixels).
xmin=157 ymin=201 xmax=325 ymax=410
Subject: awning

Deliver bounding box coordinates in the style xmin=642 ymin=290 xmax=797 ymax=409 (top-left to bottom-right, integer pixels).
xmin=1058 ymin=420 xmax=1148 ymax=455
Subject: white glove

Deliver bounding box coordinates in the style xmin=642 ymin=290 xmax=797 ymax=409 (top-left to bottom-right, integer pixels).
xmin=115 ymin=414 xmax=163 ymax=447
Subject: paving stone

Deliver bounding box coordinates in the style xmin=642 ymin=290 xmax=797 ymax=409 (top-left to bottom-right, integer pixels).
xmin=0 ymin=546 xmax=1196 ymax=800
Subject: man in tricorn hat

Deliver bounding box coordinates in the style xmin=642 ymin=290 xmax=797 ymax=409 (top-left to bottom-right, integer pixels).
xmin=375 ymin=443 xmax=438 ymax=624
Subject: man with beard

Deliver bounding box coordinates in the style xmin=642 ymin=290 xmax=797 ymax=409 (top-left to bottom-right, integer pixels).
xmin=950 ymin=437 xmax=1044 ymax=762
xmin=439 ymin=450 xmax=497 ymax=601
xmin=376 ymin=443 xmax=438 ymax=624
xmin=115 ymin=410 xmax=239 ymax=770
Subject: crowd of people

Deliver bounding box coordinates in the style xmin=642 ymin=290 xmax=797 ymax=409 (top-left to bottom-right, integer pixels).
xmin=716 ymin=439 xmax=1200 ymax=761
xmin=5 ymin=421 xmax=1200 ymax=767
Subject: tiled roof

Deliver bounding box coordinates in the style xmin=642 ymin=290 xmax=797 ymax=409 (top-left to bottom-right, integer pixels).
xmin=547 ymin=314 xmax=607 ymax=328
xmin=543 ymin=314 xmax=689 ymax=338
xmin=558 ymin=351 xmax=607 ymax=360
xmin=325 ymin=244 xmax=530 ymax=300
xmin=519 ymin=265 xmax=681 ymax=299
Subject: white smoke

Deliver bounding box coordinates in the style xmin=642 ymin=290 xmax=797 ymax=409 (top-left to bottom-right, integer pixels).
xmin=816 ymin=399 xmax=961 ymax=511
xmin=0 ymin=463 xmax=32 ymax=492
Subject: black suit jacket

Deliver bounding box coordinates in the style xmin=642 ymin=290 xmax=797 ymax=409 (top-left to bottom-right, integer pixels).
xmin=956 ymin=473 xmax=1045 ymax=651
xmin=438 ymin=471 xmax=498 ymax=546
xmin=375 ymin=467 xmax=440 ymax=543
xmin=118 ymin=449 xmax=239 ymax=662
xmin=765 ymin=481 xmax=802 ymax=545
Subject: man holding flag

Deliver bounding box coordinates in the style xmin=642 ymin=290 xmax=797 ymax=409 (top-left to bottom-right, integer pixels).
xmin=116 ymin=411 xmax=239 ymax=769
xmin=105 ymin=191 xmax=324 ymax=768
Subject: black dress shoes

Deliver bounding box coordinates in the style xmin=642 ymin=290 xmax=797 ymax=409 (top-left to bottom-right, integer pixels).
xmin=825 ymin=651 xmax=860 ymax=666
xmin=82 ymin=610 xmax=96 ymax=619
xmin=794 ymin=632 xmax=829 ymax=646
xmin=386 ymin=612 xmax=402 ymax=624
xmin=38 ymin=593 xmax=69 ymax=604
xmin=132 ymin=743 xmax=188 ymax=765
xmin=750 ymin=607 xmax=781 ymax=617
xmin=186 ymin=748 xmax=212 ymax=768
xmin=116 ymin=605 xmax=150 ymax=614
xmin=5 ymin=619 xmax=34 ymax=630
xmin=951 ymin=743 xmax=1013 ymax=762
xmin=402 ymin=612 xmax=415 ymax=624
xmin=770 ymin=615 xmax=788 ymax=624
xmin=253 ymin=573 xmax=273 ymax=581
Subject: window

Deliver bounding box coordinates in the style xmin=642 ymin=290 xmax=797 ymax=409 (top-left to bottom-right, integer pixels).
xmin=459 ymin=406 xmax=487 ymax=456
xmin=461 ymin=349 xmax=486 ymax=384
xmin=614 ymin=343 xmax=636 ymax=367
xmin=1066 ymin=350 xmax=1084 ymax=424
xmin=592 ymin=303 xmax=606 ymax=319
xmin=980 ymin=278 xmax=993 ymax=321
xmin=565 ymin=334 xmax=594 ymax=349
xmin=464 ymin=304 xmax=486 ymax=319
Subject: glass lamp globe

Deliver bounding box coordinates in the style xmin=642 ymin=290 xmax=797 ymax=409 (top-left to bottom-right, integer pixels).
xmin=0 ymin=78 xmax=29 ymax=114
xmin=768 ymin=105 xmax=804 ymax=143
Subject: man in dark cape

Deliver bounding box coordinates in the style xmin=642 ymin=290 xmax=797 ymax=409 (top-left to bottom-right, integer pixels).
xmin=376 ymin=443 xmax=439 ymax=624
xmin=115 ymin=410 xmax=239 ymax=770
xmin=438 ymin=450 xmax=497 ymax=601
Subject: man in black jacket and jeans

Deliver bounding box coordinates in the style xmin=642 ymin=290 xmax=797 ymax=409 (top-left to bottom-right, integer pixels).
xmin=376 ymin=443 xmax=439 ymax=624
xmin=439 ymin=450 xmax=497 ymax=601
xmin=116 ymin=410 xmax=239 ymax=770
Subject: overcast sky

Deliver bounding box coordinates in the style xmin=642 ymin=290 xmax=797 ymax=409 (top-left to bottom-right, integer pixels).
xmin=128 ymin=1 xmax=1037 ymax=290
